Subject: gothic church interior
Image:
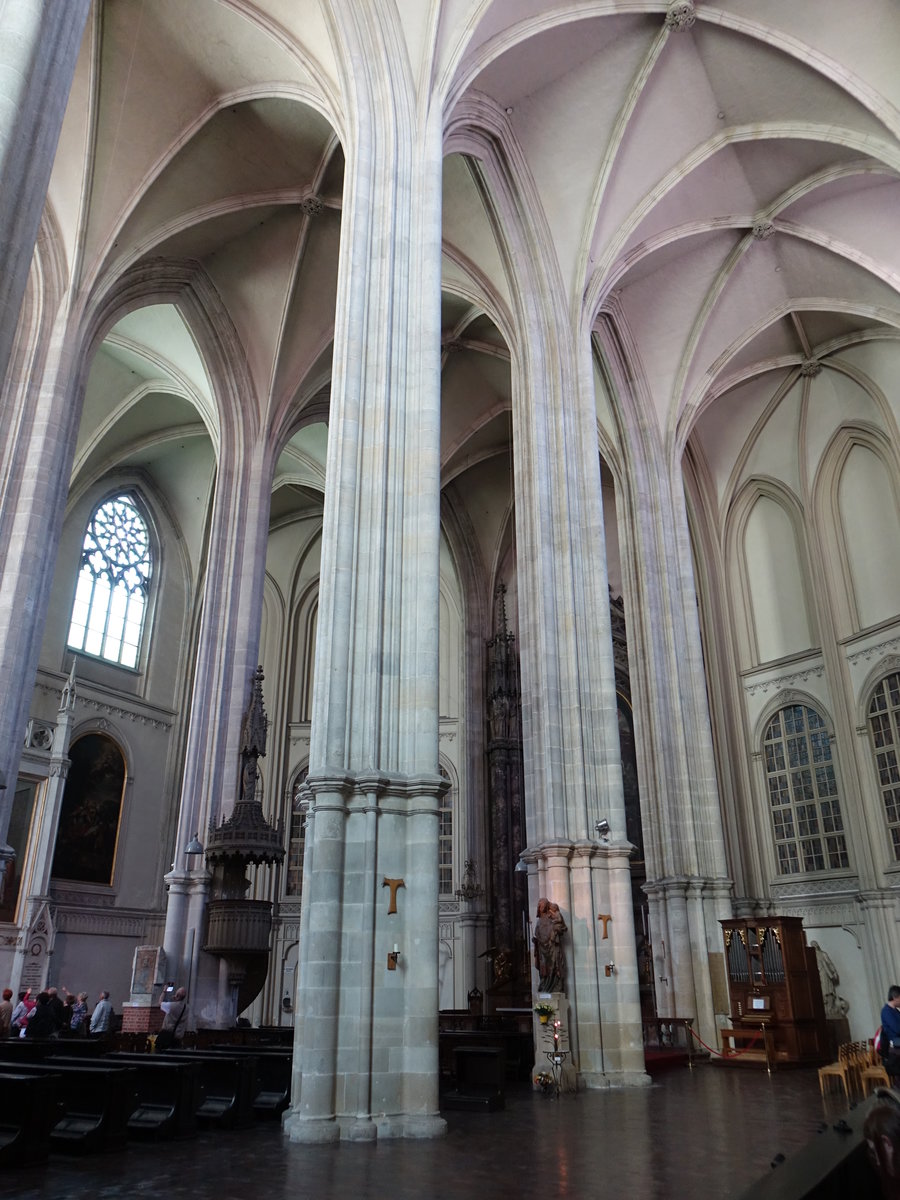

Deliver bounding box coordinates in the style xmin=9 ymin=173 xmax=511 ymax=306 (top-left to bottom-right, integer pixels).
xmin=2 ymin=0 xmax=900 ymax=1140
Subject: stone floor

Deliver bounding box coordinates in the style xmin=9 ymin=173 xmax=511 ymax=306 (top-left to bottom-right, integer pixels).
xmin=3 ymin=1065 xmax=857 ymax=1199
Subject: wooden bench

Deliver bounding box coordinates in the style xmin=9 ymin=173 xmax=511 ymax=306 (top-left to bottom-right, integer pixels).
xmin=103 ymin=1053 xmax=203 ymax=1139
xmin=720 ymin=1025 xmax=774 ymax=1070
xmin=208 ymin=1045 xmax=292 ymax=1118
xmin=4 ymin=1060 xmax=138 ymax=1153
xmin=0 ymin=1070 xmax=62 ymax=1166
xmin=127 ymin=1050 xmax=256 ymax=1130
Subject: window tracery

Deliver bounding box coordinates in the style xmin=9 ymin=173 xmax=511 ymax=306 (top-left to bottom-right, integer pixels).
xmin=67 ymin=494 xmax=152 ymax=668
xmin=438 ymin=765 xmax=454 ymax=897
xmin=763 ymin=704 xmax=848 ymax=874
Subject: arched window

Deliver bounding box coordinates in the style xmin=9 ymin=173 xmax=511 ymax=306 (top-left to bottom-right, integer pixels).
xmin=438 ymin=765 xmax=454 ymax=896
xmin=67 ymin=494 xmax=152 ymax=668
xmin=762 ymin=704 xmax=848 ymax=875
xmin=867 ymin=672 xmax=900 ymax=859
xmin=286 ymin=778 xmax=307 ymax=897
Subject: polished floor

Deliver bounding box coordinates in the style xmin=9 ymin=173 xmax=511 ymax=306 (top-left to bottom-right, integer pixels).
xmin=3 ymin=1065 xmax=857 ymax=1199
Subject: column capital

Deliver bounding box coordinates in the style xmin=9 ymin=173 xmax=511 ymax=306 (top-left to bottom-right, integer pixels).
xmin=857 ymin=889 xmax=900 ymax=914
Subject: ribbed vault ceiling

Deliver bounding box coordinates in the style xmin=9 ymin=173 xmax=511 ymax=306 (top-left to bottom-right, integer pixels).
xmin=47 ymin=1 xmax=900 ymax=531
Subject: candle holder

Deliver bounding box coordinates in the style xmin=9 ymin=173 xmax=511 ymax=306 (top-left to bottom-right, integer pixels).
xmin=542 ymin=1018 xmax=569 ymax=1098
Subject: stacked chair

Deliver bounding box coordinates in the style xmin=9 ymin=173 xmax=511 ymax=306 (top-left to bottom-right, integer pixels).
xmin=818 ymin=1039 xmax=893 ymax=1101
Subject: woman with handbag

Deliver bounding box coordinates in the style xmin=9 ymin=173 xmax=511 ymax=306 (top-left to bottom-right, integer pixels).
xmin=157 ymin=986 xmax=189 ymax=1049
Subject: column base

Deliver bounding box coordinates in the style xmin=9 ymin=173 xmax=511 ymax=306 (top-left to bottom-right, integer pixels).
xmin=373 ymin=1113 xmax=447 ymax=1140
xmin=283 ymin=1110 xmax=447 ymax=1143
xmin=342 ymin=1117 xmax=377 ymax=1142
xmin=579 ymin=1069 xmax=652 ymax=1089
xmin=282 ymin=1111 xmax=340 ymax=1144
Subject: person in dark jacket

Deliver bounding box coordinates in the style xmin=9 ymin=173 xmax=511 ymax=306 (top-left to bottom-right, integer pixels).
xmin=25 ymin=992 xmax=58 ymax=1038
xmin=881 ymin=986 xmax=900 ymax=1078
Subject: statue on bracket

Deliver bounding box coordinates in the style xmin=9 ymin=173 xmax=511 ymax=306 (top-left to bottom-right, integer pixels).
xmin=533 ymin=898 xmax=567 ymax=993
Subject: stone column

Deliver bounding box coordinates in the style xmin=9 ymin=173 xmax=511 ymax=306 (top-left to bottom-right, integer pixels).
xmin=508 ymin=237 xmax=645 ymax=1084
xmin=161 ymin=437 xmax=274 ymax=1022
xmin=0 ymin=329 xmax=81 ymax=867
xmin=622 ymin=425 xmax=732 ymax=1045
xmin=0 ymin=0 xmax=89 ymax=389
xmin=0 ymin=0 xmax=93 ymax=857
xmin=284 ymin=3 xmax=445 ymax=1141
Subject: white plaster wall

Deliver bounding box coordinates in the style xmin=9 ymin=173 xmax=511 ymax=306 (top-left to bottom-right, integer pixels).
xmin=805 ymin=924 xmax=875 ymax=1043
xmin=744 ymin=496 xmax=812 ymax=663
xmin=839 ymin=445 xmax=900 ymax=630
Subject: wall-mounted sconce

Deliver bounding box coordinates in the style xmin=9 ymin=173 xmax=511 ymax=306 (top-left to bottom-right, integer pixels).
xmin=605 ymin=962 xmax=617 ymax=977
xmin=514 ymin=858 xmax=528 ymax=873
xmin=595 ymin=819 xmax=611 ymax=841
xmin=387 ymin=945 xmax=401 ymax=971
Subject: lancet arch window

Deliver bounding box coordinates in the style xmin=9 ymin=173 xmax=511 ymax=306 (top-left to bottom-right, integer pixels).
xmin=762 ymin=704 xmax=848 ymax=875
xmin=286 ymin=775 xmax=309 ymax=897
xmin=867 ymin=672 xmax=900 ymax=859
xmin=67 ymin=494 xmax=153 ymax=668
xmin=438 ymin=764 xmax=454 ymax=897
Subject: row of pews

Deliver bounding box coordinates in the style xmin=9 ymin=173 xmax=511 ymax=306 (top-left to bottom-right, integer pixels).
xmin=0 ymin=1034 xmax=293 ymax=1168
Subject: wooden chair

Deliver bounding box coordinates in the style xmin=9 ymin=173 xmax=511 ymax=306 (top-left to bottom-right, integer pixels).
xmin=818 ymin=1042 xmax=857 ymax=1101
xmin=861 ymin=1040 xmax=892 ymax=1097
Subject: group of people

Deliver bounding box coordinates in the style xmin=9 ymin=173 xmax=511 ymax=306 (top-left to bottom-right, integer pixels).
xmin=0 ymin=986 xmax=114 ymax=1038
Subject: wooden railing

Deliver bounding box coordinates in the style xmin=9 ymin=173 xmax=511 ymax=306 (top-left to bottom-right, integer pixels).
xmin=642 ymin=1017 xmax=703 ymax=1061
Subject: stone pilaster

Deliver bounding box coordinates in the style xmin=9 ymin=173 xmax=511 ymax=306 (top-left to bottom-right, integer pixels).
xmin=161 ymin=438 xmax=274 ymax=1025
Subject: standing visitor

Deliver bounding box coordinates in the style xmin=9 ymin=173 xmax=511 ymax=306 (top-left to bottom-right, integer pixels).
xmin=89 ymin=989 xmax=113 ymax=1035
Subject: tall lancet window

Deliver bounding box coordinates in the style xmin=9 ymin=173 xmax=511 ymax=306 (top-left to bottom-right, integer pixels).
xmin=67 ymin=494 xmax=152 ymax=668
xmin=763 ymin=704 xmax=848 ymax=874
xmin=438 ymin=765 xmax=454 ymax=897
xmin=868 ymin=672 xmax=900 ymax=860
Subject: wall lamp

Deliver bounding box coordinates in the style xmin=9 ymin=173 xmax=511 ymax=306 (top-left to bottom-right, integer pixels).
xmin=387 ymin=945 xmax=401 ymax=971
xmin=595 ymin=819 xmax=611 ymax=841
xmin=184 ymin=833 xmax=204 ymax=856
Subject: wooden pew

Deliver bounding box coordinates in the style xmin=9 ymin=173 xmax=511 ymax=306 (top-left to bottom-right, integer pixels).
xmin=737 ymin=1091 xmax=881 ymax=1198
xmin=100 ymin=1054 xmax=202 ymax=1139
xmin=154 ymin=1050 xmax=257 ymax=1128
xmin=0 ymin=1070 xmax=62 ymax=1166
xmin=110 ymin=1050 xmax=255 ymax=1130
xmin=207 ymin=1045 xmax=292 ymax=1117
xmin=4 ymin=1061 xmax=138 ymax=1153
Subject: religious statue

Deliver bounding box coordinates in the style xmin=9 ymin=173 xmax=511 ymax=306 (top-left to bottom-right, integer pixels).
xmin=533 ymin=898 xmax=567 ymax=993
xmin=810 ymin=941 xmax=850 ymax=1020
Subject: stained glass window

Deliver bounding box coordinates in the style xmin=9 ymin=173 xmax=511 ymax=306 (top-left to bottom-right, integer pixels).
xmin=868 ymin=673 xmax=900 ymax=860
xmin=67 ymin=495 xmax=152 ymax=668
xmin=763 ymin=704 xmax=849 ymax=874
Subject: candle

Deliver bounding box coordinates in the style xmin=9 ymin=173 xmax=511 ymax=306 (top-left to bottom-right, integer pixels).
xmin=393 ymin=944 xmax=398 ymax=953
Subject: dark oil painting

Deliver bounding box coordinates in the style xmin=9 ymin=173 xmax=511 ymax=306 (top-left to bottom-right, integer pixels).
xmin=52 ymin=733 xmax=125 ymax=885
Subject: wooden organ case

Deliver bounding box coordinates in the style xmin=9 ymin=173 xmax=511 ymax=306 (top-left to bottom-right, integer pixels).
xmin=721 ymin=917 xmax=827 ymax=1067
